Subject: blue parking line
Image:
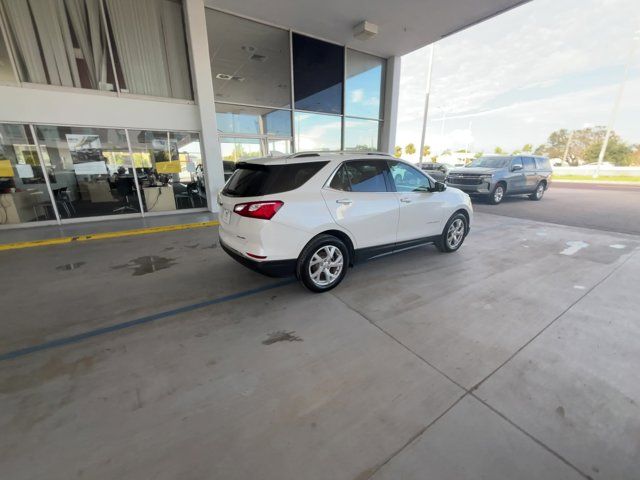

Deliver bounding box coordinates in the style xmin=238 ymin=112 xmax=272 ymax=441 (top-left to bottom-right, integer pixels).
xmin=0 ymin=279 xmax=296 ymax=363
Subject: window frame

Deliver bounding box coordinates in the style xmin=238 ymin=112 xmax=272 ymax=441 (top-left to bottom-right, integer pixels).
xmin=386 ymin=160 xmax=433 ymax=193
xmin=324 ymin=159 xmax=393 ymax=193
xmin=511 ymin=157 xmax=524 ymax=170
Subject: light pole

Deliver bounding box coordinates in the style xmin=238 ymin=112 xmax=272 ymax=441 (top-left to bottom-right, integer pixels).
xmin=594 ymin=29 xmax=639 ymax=178
xmin=418 ymin=45 xmax=435 ymax=167
xmin=561 ymin=130 xmax=574 ymax=165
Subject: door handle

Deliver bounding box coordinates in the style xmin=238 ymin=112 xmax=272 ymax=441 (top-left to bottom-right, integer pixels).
xmin=400 ymin=197 xmax=412 ymax=203
xmin=336 ymin=199 xmax=352 ymax=205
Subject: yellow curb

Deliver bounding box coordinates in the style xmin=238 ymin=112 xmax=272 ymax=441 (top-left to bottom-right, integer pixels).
xmin=0 ymin=220 xmax=220 ymax=252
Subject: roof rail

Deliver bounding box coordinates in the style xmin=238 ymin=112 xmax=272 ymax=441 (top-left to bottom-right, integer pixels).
xmin=289 ymin=150 xmax=395 ymax=158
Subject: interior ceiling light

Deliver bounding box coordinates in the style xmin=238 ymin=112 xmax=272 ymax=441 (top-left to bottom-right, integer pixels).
xmin=241 ymin=45 xmax=256 ymax=52
xmin=353 ymin=20 xmax=378 ymax=40
xmin=216 ymin=73 xmax=245 ymax=82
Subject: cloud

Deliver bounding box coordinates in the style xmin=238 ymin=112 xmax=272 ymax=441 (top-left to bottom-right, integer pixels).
xmin=350 ymin=88 xmax=364 ymax=103
xmin=397 ymin=0 xmax=640 ymax=153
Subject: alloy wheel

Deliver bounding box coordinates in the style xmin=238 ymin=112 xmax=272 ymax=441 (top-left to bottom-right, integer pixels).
xmin=308 ymin=245 xmax=344 ymax=287
xmin=446 ymin=218 xmax=465 ymax=249
xmin=494 ymin=185 xmax=504 ymax=203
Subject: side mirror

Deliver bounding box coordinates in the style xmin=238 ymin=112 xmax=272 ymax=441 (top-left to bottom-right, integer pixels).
xmin=430 ymin=181 xmax=446 ymax=192
xmin=511 ymin=164 xmax=523 ymax=172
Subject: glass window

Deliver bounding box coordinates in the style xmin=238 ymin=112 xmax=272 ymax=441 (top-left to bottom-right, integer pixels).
xmin=294 ymin=112 xmax=341 ymax=151
xmin=511 ymin=157 xmax=523 ymax=169
xmin=345 ymin=49 xmax=385 ymax=119
xmin=344 ymin=118 xmax=380 ymax=151
xmin=0 ymin=123 xmax=53 ymax=224
xmin=34 ymin=125 xmax=137 ymax=219
xmin=535 ymin=157 xmax=551 ymax=170
xmin=0 ymin=23 xmax=16 ymax=83
xmin=293 ymin=34 xmax=343 ymax=114
xmin=523 ymin=157 xmax=536 ymax=170
xmin=267 ymin=139 xmax=292 ymax=156
xmin=219 ymin=137 xmax=264 ymax=180
xmin=128 ymin=130 xmax=206 ymax=212
xmin=103 ymin=0 xmax=192 ymax=99
xmin=388 ymin=161 xmax=431 ymax=192
xmin=0 ymin=0 xmax=116 ymax=90
xmin=222 ymin=161 xmax=328 ymax=197
xmin=207 ymin=10 xmax=290 ymax=108
xmin=216 ymin=104 xmax=291 ymax=137
xmin=329 ymin=163 xmax=352 ymax=191
xmin=344 ymin=161 xmax=389 ymax=193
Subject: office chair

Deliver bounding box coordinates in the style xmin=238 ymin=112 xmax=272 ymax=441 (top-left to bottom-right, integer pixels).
xmin=113 ymin=177 xmax=138 ymax=213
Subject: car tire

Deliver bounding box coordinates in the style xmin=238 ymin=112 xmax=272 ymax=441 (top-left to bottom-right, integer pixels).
xmin=296 ymin=234 xmax=349 ymax=293
xmin=529 ymin=182 xmax=545 ymax=201
xmin=488 ymin=183 xmax=506 ymax=205
xmin=436 ymin=213 xmax=468 ymax=253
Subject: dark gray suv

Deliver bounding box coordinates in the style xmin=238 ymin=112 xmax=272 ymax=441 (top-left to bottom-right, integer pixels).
xmin=446 ymin=155 xmax=552 ymax=204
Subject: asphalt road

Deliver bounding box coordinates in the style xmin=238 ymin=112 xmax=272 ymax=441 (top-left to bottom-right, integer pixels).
xmin=473 ymin=182 xmax=640 ymax=236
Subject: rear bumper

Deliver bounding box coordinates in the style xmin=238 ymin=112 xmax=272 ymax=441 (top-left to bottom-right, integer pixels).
xmin=220 ymin=238 xmax=296 ymax=277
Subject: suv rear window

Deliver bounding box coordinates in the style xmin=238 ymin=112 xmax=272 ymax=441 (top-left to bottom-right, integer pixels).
xmin=535 ymin=157 xmax=551 ymax=170
xmin=222 ymin=161 xmax=328 ymax=197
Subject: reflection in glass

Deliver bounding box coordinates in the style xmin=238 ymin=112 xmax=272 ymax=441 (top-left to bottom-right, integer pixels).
xmin=344 ymin=118 xmax=380 ymax=151
xmin=207 ymin=9 xmax=290 ymax=108
xmin=0 ymin=123 xmax=53 ymax=224
xmin=345 ymin=50 xmax=386 ymax=119
xmin=216 ymin=104 xmax=291 ymax=137
xmin=34 ymin=125 xmax=137 ymax=218
xmin=128 ymin=131 xmax=205 ymax=212
xmin=104 ymin=0 xmax=192 ymax=99
xmin=268 ymin=139 xmax=291 ymax=156
xmin=219 ymin=137 xmax=263 ymax=180
xmin=0 ymin=23 xmax=16 ymax=83
xmin=293 ymin=34 xmax=343 ymax=114
xmin=0 ymin=0 xmax=115 ymax=90
xmin=294 ymin=112 xmax=341 ymax=151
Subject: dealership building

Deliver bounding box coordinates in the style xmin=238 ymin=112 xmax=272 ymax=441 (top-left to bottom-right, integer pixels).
xmin=0 ymin=0 xmax=524 ymax=229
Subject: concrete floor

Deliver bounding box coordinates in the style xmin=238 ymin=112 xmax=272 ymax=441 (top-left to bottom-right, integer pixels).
xmin=1 ymin=212 xmax=639 ymax=479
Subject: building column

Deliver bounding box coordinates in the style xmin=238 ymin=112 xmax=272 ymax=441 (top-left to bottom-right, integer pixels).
xmin=184 ymin=0 xmax=225 ymax=213
xmin=380 ymin=55 xmax=401 ymax=154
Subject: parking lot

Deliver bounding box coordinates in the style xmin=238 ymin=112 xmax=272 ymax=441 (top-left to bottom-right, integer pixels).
xmin=2 ymin=209 xmax=639 ymax=479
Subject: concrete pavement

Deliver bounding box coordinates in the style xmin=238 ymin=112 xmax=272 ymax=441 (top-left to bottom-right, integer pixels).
xmin=1 ymin=213 xmax=639 ymax=479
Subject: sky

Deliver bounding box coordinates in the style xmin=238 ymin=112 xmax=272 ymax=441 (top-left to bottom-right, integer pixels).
xmin=396 ymin=0 xmax=640 ymax=159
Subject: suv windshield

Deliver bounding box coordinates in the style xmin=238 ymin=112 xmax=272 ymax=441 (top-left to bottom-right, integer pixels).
xmin=466 ymin=156 xmax=511 ymax=168
xmin=222 ymin=161 xmax=328 ymax=197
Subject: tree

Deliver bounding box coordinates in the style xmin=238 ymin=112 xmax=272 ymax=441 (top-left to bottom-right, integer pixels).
xmin=522 ymin=143 xmax=533 ymax=152
xmin=536 ymin=127 xmax=633 ymax=166
xmin=394 ymin=146 xmax=402 ymax=158
xmin=405 ymin=143 xmax=416 ymax=155
xmin=422 ymin=145 xmax=431 ymax=158
xmin=474 ymin=151 xmax=484 ymax=159
xmin=494 ymin=146 xmax=505 ymax=154
xmin=512 ymin=149 xmax=521 ymax=155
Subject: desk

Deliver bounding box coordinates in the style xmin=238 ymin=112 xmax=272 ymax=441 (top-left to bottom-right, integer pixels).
xmin=143 ymin=186 xmax=176 ymax=212
xmin=0 ymin=192 xmax=38 ymax=224
xmin=78 ymin=181 xmax=115 ymax=203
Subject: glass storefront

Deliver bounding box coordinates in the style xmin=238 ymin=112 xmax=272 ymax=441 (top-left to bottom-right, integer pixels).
xmin=0 ymin=122 xmax=205 ymax=226
xmin=207 ymin=9 xmax=386 ymax=153
xmin=0 ymin=124 xmax=53 ymax=225
xmin=0 ymin=0 xmax=192 ymax=99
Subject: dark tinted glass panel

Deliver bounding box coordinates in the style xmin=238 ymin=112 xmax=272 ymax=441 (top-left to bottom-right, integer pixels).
xmin=223 ymin=161 xmax=328 ymax=197
xmin=345 ymin=49 xmax=385 ymax=119
xmin=293 ymin=34 xmax=343 ymax=114
xmin=523 ymin=157 xmax=536 ymax=170
xmin=329 ymin=164 xmax=351 ymax=191
xmin=345 ymin=161 xmax=388 ymax=193
xmin=207 ymin=10 xmax=290 ymax=108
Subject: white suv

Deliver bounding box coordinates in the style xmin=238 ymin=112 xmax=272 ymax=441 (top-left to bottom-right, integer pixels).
xmin=218 ymin=153 xmax=472 ymax=292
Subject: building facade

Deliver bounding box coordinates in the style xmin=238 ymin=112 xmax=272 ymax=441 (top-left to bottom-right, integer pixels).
xmin=0 ymin=0 xmax=398 ymax=228
xmin=0 ymin=0 xmax=525 ymax=229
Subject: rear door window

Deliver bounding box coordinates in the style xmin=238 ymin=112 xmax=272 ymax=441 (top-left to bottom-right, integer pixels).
xmin=222 ymin=161 xmax=328 ymax=197
xmin=328 ymin=160 xmax=390 ymax=192
xmin=523 ymin=157 xmax=536 ymax=171
xmin=535 ymin=157 xmax=551 ymax=170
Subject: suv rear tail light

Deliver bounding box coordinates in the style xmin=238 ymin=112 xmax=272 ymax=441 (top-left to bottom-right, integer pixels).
xmin=233 ymin=201 xmax=284 ymax=220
